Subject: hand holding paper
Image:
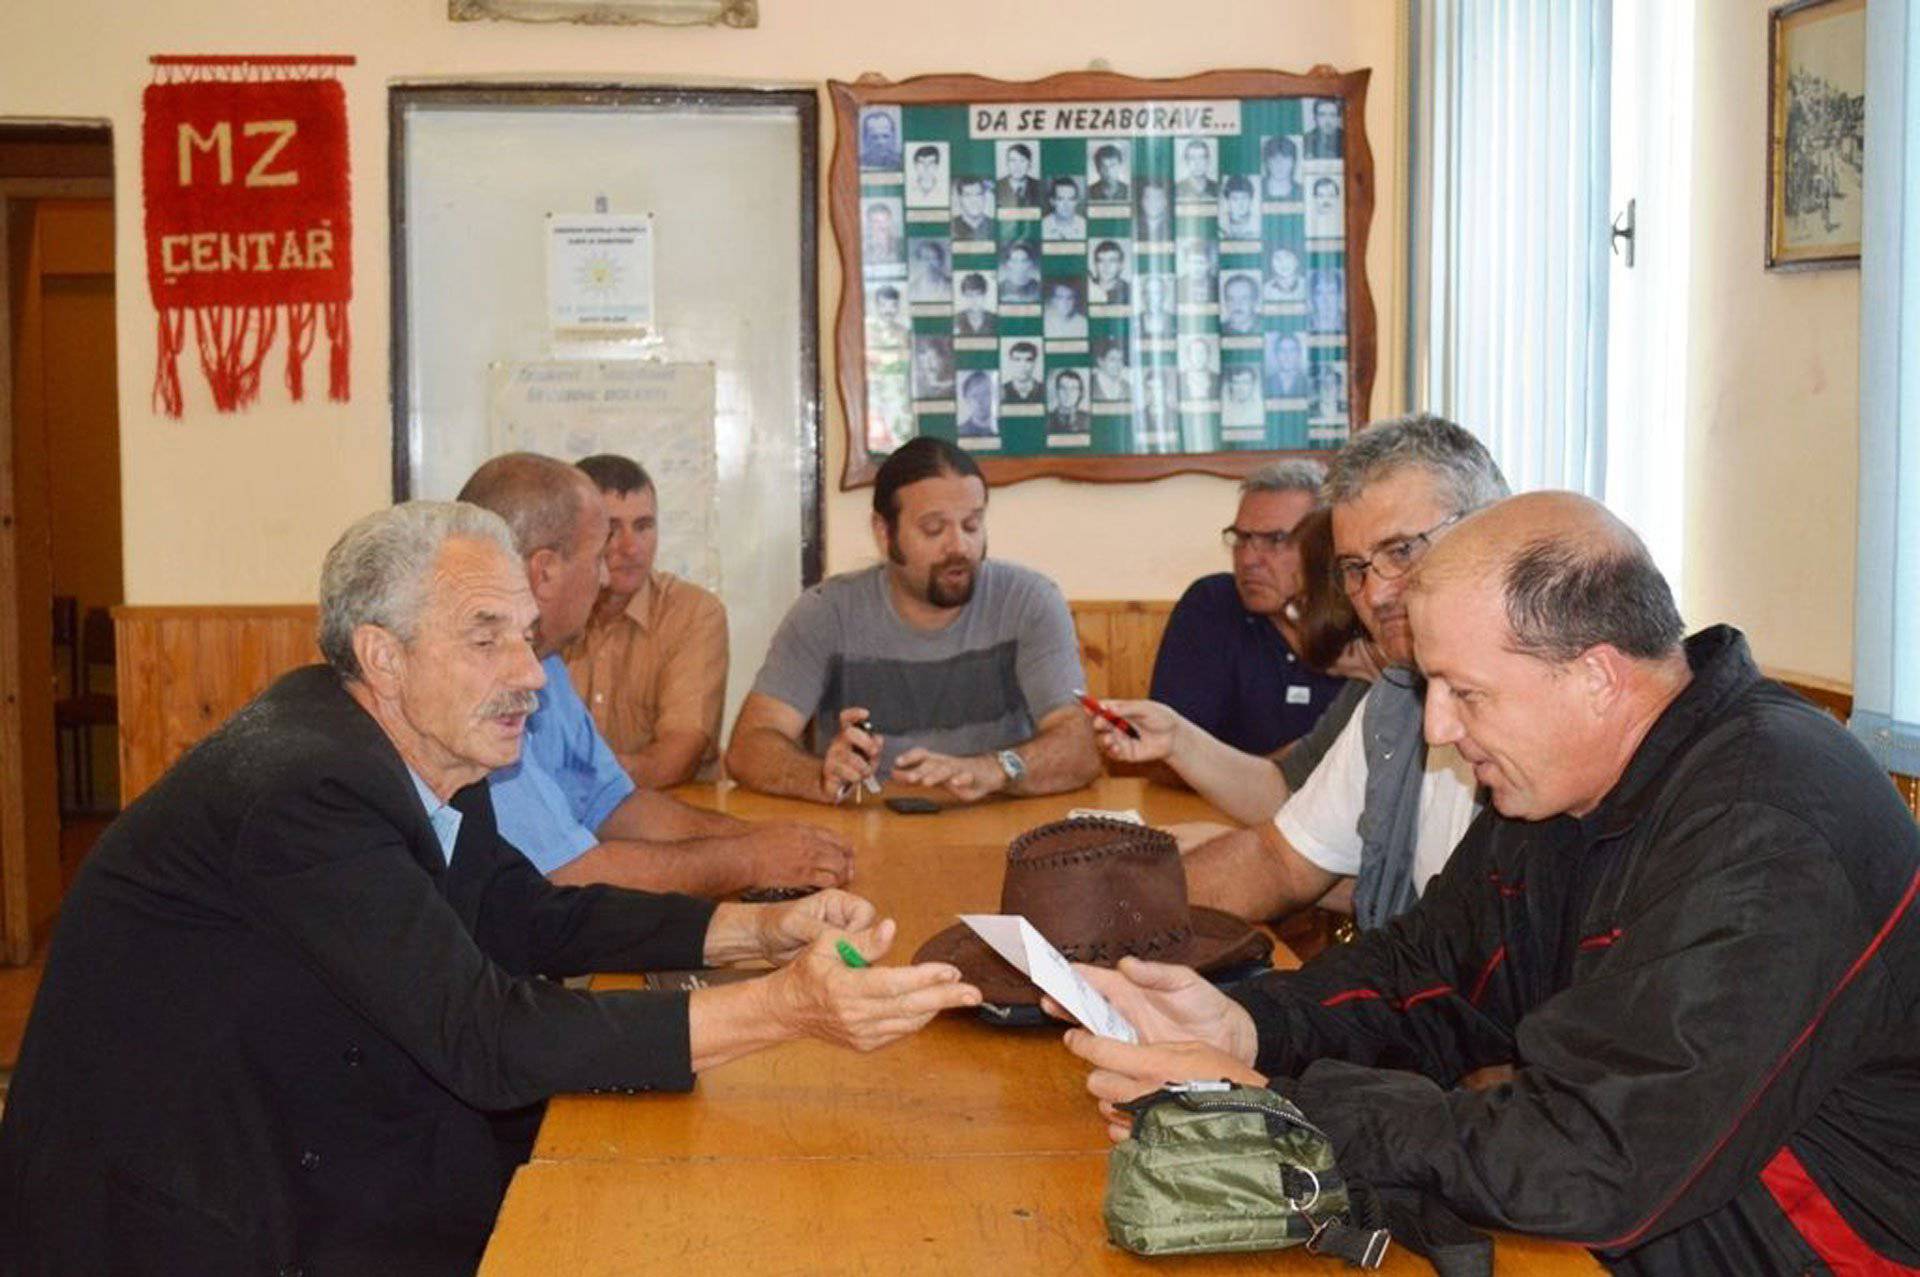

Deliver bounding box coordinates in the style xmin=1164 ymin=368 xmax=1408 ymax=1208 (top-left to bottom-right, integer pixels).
xmin=959 ymin=914 xmax=1138 ymax=1042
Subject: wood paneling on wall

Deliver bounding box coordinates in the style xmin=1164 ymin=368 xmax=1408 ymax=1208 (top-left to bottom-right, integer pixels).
xmin=1071 ymin=600 xmax=1173 ymax=702
xmin=113 ymin=601 xmax=1178 ymax=807
xmin=111 ymin=600 xmax=1920 ymax=826
xmin=115 ymin=606 xmax=319 ymax=804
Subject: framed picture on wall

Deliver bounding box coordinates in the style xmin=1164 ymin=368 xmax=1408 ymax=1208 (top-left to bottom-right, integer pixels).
xmin=828 ymin=66 xmax=1378 ymax=488
xmin=1765 ymin=0 xmax=1865 ymax=271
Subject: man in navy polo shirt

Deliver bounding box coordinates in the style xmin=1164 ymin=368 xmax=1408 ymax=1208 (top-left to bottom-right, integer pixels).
xmin=1148 ymin=460 xmax=1350 ymax=757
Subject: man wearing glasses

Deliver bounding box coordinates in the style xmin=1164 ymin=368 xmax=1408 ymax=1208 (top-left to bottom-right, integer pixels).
xmin=1097 ymin=415 xmax=1507 ymax=930
xmin=1145 ymin=460 xmax=1351 ymax=757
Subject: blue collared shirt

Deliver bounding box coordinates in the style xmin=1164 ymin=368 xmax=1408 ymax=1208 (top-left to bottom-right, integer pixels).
xmin=407 ymin=767 xmax=464 ymax=865
xmin=487 ymin=653 xmax=637 ymax=874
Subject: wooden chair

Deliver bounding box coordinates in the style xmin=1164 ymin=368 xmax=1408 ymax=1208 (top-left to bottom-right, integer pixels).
xmin=53 ymin=605 xmax=118 ymax=816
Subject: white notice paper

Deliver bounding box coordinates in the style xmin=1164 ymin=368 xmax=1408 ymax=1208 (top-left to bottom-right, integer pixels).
xmin=547 ymin=212 xmax=655 ymax=332
xmin=959 ymin=915 xmax=1139 ymax=1042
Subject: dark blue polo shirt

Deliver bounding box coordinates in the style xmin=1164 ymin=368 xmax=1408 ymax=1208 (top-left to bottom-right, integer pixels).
xmin=1149 ymin=572 xmax=1350 ymax=755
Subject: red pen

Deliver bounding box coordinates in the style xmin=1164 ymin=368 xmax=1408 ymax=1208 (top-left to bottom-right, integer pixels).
xmin=1075 ymin=689 xmax=1141 ymax=740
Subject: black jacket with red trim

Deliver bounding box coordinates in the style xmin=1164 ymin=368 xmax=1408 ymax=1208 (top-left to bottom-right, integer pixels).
xmin=1231 ymin=627 xmax=1920 ymax=1274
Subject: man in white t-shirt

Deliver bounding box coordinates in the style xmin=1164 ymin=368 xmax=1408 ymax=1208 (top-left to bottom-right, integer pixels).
xmin=1090 ymin=414 xmax=1509 ymax=926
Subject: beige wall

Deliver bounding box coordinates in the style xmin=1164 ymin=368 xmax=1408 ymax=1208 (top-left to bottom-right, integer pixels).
xmin=0 ymin=0 xmax=1405 ymax=607
xmin=1684 ymin=0 xmax=1859 ymax=682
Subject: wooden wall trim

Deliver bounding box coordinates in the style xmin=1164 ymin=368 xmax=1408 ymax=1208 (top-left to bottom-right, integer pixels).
xmin=114 ymin=605 xmax=320 ymax=805
xmin=105 ymin=602 xmax=1919 ymax=827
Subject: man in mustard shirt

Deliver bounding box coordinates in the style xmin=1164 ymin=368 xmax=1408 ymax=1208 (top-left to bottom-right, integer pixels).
xmin=565 ymin=453 xmax=728 ymax=789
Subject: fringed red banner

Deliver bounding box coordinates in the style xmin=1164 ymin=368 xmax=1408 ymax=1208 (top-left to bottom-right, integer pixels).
xmin=142 ymin=55 xmax=355 ymax=417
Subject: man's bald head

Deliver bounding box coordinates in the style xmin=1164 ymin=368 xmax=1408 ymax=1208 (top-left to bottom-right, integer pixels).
xmin=1416 ymin=491 xmax=1683 ymax=666
xmin=456 ymin=452 xmax=598 ymax=563
xmin=1409 ymin=493 xmax=1690 ymax=820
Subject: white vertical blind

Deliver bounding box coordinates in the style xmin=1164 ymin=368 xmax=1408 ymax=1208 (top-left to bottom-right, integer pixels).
xmin=1850 ymin=0 xmax=1920 ymax=775
xmin=1410 ymin=0 xmax=1612 ymax=496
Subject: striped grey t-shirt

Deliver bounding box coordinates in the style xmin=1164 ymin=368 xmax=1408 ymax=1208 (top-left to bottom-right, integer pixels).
xmin=750 ymin=560 xmax=1086 ymax=775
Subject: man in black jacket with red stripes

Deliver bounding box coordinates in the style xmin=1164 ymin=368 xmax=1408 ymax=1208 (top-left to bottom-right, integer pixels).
xmin=1066 ymin=492 xmax=1920 ymax=1273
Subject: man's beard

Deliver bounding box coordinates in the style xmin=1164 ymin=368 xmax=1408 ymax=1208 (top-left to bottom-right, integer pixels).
xmin=889 ymin=532 xmax=982 ymax=608
xmin=927 ymin=555 xmax=978 ymax=608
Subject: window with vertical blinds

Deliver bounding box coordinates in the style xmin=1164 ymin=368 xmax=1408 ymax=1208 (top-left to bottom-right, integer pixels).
xmin=1850 ymin=0 xmax=1920 ymax=777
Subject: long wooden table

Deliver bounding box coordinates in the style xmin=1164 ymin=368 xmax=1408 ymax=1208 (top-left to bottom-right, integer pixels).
xmin=480 ymin=779 xmax=1600 ymax=1275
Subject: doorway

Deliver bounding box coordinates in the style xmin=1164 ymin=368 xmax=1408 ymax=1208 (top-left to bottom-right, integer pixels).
xmin=0 ymin=121 xmax=118 ymax=967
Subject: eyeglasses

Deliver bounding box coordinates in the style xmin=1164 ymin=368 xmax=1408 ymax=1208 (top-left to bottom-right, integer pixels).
xmin=1221 ymin=524 xmax=1298 ymax=553
xmin=1332 ymin=511 xmax=1465 ymax=591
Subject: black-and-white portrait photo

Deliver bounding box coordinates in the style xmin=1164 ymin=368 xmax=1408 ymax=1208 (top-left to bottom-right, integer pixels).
xmin=1218 ymin=175 xmax=1261 ymax=240
xmin=1135 ymin=367 xmax=1179 ymax=450
xmin=1221 ymin=363 xmax=1264 ymax=428
xmin=999 ymin=338 xmax=1045 ymax=405
xmin=908 ymin=238 xmax=952 ymax=303
xmin=997 ymin=239 xmax=1041 ymax=304
xmin=1260 ymin=135 xmax=1303 ymax=201
xmin=1306 ymin=174 xmax=1345 ymax=239
xmin=864 ymin=369 xmax=913 ymax=453
xmin=953 ymin=270 xmax=997 ymax=337
xmin=859 ymin=105 xmax=902 ymax=171
xmin=904 ymin=141 xmax=950 ymax=209
xmin=1043 ymin=277 xmax=1088 ymax=339
xmin=861 ymin=196 xmax=904 ymax=266
xmin=1313 ymin=360 xmax=1349 ymax=420
xmin=1136 ymin=272 xmax=1176 ymax=338
xmin=950 ymin=175 xmax=997 ymax=242
xmin=910 ymin=333 xmax=955 ymax=400
xmin=994 ymin=141 xmax=1042 ymax=209
xmin=1175 ymin=237 xmax=1219 ymax=304
xmin=865 ymin=282 xmax=910 ymax=349
xmin=1047 ymin=368 xmax=1090 ymax=434
xmin=1090 ymin=338 xmax=1130 ymax=401
xmin=1219 ymin=270 xmax=1262 ymax=337
xmin=1263 ymin=246 xmax=1307 ymax=303
xmin=1088 ymin=238 xmax=1131 ymax=306
xmin=1088 ymin=141 xmax=1131 ymax=202
xmin=956 ymin=369 xmax=1000 ymax=438
xmin=1175 ymin=137 xmax=1218 ymax=200
xmin=1041 ymin=175 xmax=1087 ymax=241
xmin=1134 ymin=177 xmax=1174 ymax=241
xmin=1304 ymin=97 xmax=1344 ymax=159
xmin=1178 ymin=333 xmax=1219 ymax=401
xmin=1309 ymin=265 xmax=1347 ymax=332
xmin=1264 ymin=329 xmax=1310 ymax=397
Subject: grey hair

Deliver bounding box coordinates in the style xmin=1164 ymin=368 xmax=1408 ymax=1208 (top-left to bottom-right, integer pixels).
xmin=1503 ymin=534 xmax=1685 ymax=664
xmin=1240 ymin=458 xmax=1326 ymax=499
xmin=1323 ymin=413 xmax=1510 ymax=513
xmin=317 ymin=501 xmax=517 ymax=681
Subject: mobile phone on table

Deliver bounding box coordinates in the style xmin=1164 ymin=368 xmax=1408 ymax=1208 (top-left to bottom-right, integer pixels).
xmin=884 ymin=795 xmax=943 ymax=815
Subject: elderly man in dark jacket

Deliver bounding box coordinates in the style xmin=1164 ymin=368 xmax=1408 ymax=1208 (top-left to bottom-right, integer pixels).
xmin=0 ymin=501 xmax=977 ymax=1276
xmin=1065 ymin=492 xmax=1920 ymax=1274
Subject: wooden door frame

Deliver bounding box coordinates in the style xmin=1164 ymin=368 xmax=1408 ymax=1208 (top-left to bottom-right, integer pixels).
xmin=0 ymin=165 xmax=114 ymax=964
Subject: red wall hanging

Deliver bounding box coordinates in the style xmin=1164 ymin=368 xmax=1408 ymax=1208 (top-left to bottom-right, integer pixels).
xmin=142 ymin=54 xmax=355 ymax=416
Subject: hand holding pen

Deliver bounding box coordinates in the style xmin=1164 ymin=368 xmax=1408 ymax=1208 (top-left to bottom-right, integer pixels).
xmin=1077 ymin=694 xmax=1183 ymax=765
xmin=823 ymin=706 xmax=885 ymax=804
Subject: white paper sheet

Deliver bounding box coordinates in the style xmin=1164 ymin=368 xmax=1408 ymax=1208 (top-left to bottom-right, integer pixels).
xmin=959 ymin=914 xmax=1138 ymax=1042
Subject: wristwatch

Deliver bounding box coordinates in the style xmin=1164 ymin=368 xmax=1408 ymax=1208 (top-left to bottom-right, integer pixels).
xmin=995 ymin=748 xmax=1027 ymax=788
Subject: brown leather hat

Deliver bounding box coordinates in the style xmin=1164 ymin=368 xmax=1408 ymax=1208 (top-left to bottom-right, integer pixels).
xmin=913 ymin=816 xmax=1271 ymax=1007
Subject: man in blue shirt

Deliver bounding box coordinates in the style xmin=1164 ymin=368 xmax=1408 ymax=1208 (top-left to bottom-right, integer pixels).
xmin=1148 ymin=460 xmax=1350 ymax=757
xmin=459 ymin=453 xmax=854 ymax=895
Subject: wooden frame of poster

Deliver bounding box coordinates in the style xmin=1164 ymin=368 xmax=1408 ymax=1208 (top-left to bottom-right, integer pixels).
xmin=828 ymin=66 xmax=1376 ymax=489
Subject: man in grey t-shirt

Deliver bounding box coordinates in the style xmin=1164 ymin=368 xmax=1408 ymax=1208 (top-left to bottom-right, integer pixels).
xmin=727 ymin=439 xmax=1101 ymax=805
